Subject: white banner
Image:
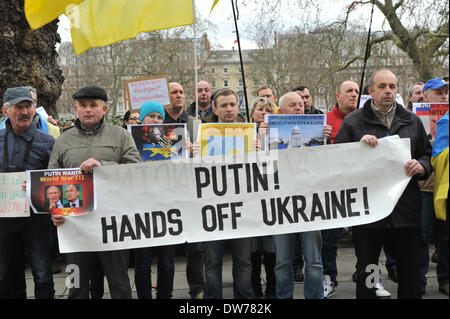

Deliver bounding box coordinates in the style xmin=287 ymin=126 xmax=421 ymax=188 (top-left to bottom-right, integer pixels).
xmin=57 ymin=138 xmax=412 ymax=253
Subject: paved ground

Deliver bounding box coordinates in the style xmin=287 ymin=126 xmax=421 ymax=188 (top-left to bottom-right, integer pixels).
xmin=25 ymin=241 xmax=448 ymax=300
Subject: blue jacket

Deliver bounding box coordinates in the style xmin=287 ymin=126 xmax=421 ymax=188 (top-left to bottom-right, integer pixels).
xmin=0 ymin=119 xmax=55 ymax=172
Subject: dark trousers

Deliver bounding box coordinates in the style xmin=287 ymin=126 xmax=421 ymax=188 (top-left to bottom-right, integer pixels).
xmin=133 ymin=245 xmax=175 ymax=299
xmin=0 ymin=215 xmax=54 ymax=299
xmin=321 ymin=228 xmax=343 ymax=286
xmin=251 ymin=251 xmax=275 ymax=295
xmin=353 ymin=226 xmax=421 ymax=299
xmin=66 ymin=250 xmax=131 ymax=299
xmin=186 ymin=242 xmax=205 ymax=298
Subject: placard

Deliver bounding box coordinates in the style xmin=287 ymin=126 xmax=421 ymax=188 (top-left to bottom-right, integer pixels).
xmin=124 ymin=75 xmax=170 ymax=111
xmin=0 ymin=172 xmax=30 ymax=218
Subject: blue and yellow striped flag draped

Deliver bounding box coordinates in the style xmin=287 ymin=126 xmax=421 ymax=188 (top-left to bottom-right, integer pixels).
xmin=431 ymin=112 xmax=449 ymax=221
xmin=25 ymin=0 xmax=194 ymax=55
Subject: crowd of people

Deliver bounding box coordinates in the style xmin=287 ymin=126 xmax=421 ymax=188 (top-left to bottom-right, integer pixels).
xmin=0 ymin=68 xmax=448 ymax=300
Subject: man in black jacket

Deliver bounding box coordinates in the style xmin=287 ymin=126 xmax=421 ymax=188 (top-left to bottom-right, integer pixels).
xmin=335 ymin=69 xmax=432 ymax=299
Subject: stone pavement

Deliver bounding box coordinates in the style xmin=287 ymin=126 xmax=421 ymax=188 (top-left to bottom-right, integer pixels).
xmin=24 ymin=242 xmax=448 ymax=300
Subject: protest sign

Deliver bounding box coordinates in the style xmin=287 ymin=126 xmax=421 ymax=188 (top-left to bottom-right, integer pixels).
xmin=129 ymin=124 xmax=188 ymax=161
xmin=198 ymin=123 xmax=257 ymax=157
xmin=26 ymin=168 xmax=94 ymax=216
xmin=266 ymin=114 xmax=326 ymax=150
xmin=0 ymin=172 xmax=30 ymax=218
xmin=413 ymin=103 xmax=448 ymax=138
xmin=57 ymin=138 xmax=411 ymax=253
xmin=359 ymin=94 xmax=404 ymax=108
xmin=124 ymin=75 xmax=170 ymax=111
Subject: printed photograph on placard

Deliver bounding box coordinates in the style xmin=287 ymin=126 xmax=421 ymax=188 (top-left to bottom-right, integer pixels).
xmin=266 ymin=114 xmax=326 ymax=150
xmin=413 ymin=103 xmax=449 ymax=138
xmin=26 ymin=168 xmax=94 ymax=216
xmin=198 ymin=123 xmax=257 ymax=157
xmin=129 ymin=124 xmax=188 ymax=161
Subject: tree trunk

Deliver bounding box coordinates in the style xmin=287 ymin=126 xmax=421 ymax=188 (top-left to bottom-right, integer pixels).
xmin=0 ymin=0 xmax=64 ymax=116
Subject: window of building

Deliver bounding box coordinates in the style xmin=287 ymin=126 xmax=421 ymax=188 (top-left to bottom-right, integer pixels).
xmin=211 ymin=68 xmax=216 ymax=74
xmin=223 ymin=79 xmax=229 ymax=87
xmin=223 ymin=67 xmax=228 ymax=74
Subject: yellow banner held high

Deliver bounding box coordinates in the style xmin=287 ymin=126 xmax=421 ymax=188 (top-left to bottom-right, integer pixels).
xmin=70 ymin=0 xmax=194 ymax=55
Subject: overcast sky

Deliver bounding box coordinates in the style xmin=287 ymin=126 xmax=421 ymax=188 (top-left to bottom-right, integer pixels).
xmin=57 ymin=0 xmax=388 ymax=50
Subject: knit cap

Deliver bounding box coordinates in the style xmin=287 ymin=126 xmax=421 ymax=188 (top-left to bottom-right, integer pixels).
xmin=139 ymin=101 xmax=165 ymax=122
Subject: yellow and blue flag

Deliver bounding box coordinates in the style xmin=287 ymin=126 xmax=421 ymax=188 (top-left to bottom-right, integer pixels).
xmin=431 ymin=112 xmax=449 ymax=221
xmin=25 ymin=0 xmax=194 ymax=55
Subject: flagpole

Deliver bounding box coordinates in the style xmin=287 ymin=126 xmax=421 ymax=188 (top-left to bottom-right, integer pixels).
xmin=231 ymin=0 xmax=250 ymax=122
xmin=193 ymin=0 xmax=199 ymax=117
xmin=357 ymin=0 xmax=376 ymax=108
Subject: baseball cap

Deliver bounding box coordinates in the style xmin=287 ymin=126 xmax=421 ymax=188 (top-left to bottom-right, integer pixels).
xmin=422 ymin=78 xmax=448 ymax=93
xmin=3 ymin=87 xmax=34 ymax=105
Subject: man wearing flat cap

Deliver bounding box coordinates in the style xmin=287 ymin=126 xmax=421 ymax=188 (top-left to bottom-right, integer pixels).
xmin=49 ymin=85 xmax=141 ymax=299
xmin=0 ymin=86 xmax=55 ymax=299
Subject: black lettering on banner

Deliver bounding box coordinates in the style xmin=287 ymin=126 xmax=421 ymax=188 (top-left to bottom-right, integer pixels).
xmin=119 ymin=215 xmax=137 ymax=241
xmin=212 ymin=166 xmax=227 ymax=196
xmin=135 ymin=213 xmax=151 ymax=240
xmin=261 ymin=198 xmax=276 ymax=226
xmin=310 ymin=193 xmax=326 ymax=221
xmin=292 ymin=195 xmax=308 ymax=222
xmin=152 ymin=211 xmax=167 ymax=238
xmin=195 ymin=167 xmax=210 ymax=198
xmin=167 ymin=209 xmax=183 ymax=235
xmin=346 ymin=188 xmax=360 ymax=217
xmin=252 ymin=162 xmax=268 ymax=192
xmin=277 ymin=196 xmax=294 ymax=224
xmin=202 ymin=205 xmax=217 ymax=232
xmin=331 ymin=190 xmax=347 ymax=218
xmin=101 ymin=216 xmax=117 ymax=243
xmin=228 ymin=164 xmax=243 ymax=194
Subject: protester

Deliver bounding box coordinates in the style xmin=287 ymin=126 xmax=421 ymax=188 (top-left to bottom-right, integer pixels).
xmin=267 ymin=92 xmax=330 ymax=299
xmin=0 ymin=86 xmax=55 ymax=299
xmin=335 ymin=69 xmax=432 ymax=299
xmin=130 ymin=101 xmax=177 ymax=299
xmin=292 ymin=85 xmax=323 ymax=114
xmin=166 ymin=83 xmax=204 ymax=299
xmin=201 ymin=89 xmax=253 ymax=299
xmin=431 ymin=111 xmax=449 ymax=296
xmin=257 ymin=86 xmax=279 ymax=113
xmin=49 ymin=85 xmax=142 ymax=299
xmin=321 ymin=80 xmax=359 ymax=298
xmin=187 ymin=81 xmax=213 ymax=121
xmin=122 ymin=110 xmax=140 ymax=129
xmin=406 ymin=82 xmax=424 ymax=111
xmin=1 ymin=86 xmax=60 ymax=139
xmin=422 ymin=78 xmax=449 ymax=296
xmin=248 ymin=97 xmax=276 ymax=298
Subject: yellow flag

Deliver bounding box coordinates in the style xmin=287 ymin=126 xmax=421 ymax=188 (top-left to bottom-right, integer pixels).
xmin=25 ymin=0 xmax=84 ymax=30
xmin=210 ymin=0 xmax=220 ymax=14
xmin=70 ymin=0 xmax=194 ymax=55
xmin=25 ymin=0 xmax=194 ymax=55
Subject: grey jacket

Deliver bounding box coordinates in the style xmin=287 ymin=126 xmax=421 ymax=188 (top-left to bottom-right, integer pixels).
xmin=48 ymin=118 xmax=141 ymax=169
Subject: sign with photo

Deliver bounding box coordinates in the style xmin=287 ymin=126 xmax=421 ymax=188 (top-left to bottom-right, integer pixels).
xmin=26 ymin=168 xmax=94 ymax=216
xmin=129 ymin=124 xmax=188 ymax=161
xmin=413 ymin=103 xmax=449 ymax=138
xmin=265 ymin=114 xmax=326 ymax=150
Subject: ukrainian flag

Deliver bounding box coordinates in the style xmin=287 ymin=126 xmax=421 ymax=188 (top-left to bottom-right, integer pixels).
xmin=25 ymin=0 xmax=194 ymax=55
xmin=432 ymin=112 xmax=449 ymax=221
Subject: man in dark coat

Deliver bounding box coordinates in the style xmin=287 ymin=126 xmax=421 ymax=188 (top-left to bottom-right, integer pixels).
xmin=335 ymin=69 xmax=432 ymax=299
